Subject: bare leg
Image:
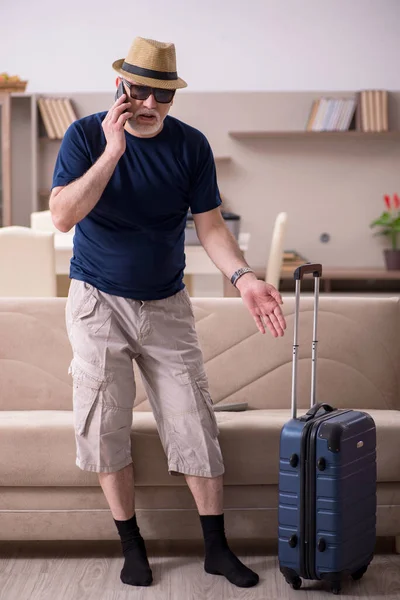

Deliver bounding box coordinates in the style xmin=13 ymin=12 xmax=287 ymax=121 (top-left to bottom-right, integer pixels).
xmin=185 ymin=474 xmax=223 ymax=514
xmin=98 ymin=462 xmax=135 ymax=520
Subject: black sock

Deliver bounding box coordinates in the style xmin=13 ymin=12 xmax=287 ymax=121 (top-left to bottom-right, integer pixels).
xmin=199 ymin=514 xmax=259 ymax=588
xmin=114 ymin=513 xmax=153 ymax=587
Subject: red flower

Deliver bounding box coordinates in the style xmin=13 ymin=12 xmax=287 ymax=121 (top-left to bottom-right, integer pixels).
xmin=384 ymin=195 xmax=391 ymax=210
xmin=394 ymin=194 xmax=400 ymax=209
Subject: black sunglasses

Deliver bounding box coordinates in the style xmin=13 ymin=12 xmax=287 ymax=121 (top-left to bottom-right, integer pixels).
xmin=122 ymin=79 xmax=176 ymax=104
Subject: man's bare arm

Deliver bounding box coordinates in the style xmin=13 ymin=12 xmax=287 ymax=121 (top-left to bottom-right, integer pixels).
xmin=192 ymin=207 xmax=255 ymax=286
xmin=50 ymin=151 xmax=121 ymax=232
xmin=49 ymin=93 xmax=132 ymax=232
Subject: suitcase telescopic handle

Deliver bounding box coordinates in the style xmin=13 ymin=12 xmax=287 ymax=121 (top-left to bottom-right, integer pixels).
xmin=294 ymin=263 xmax=323 ymax=281
xmin=291 ymin=263 xmax=323 ymax=419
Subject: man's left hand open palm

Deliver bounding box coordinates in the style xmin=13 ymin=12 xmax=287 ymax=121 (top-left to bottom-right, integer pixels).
xmin=240 ymin=280 xmax=287 ymax=337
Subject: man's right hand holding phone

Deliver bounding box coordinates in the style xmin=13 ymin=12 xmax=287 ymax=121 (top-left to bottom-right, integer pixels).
xmin=102 ymin=93 xmax=132 ymax=161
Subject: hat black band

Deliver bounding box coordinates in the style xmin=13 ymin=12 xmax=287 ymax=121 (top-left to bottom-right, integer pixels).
xmin=122 ymin=61 xmax=178 ymax=81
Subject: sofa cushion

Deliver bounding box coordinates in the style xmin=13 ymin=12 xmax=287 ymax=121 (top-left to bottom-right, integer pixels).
xmin=0 ymin=409 xmax=398 ymax=487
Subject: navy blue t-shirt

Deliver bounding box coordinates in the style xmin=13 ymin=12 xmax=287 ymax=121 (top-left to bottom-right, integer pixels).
xmin=52 ymin=112 xmax=222 ymax=300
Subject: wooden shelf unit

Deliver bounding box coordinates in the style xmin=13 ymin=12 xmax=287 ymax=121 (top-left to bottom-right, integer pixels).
xmin=0 ymin=92 xmax=37 ymax=226
xmin=254 ymin=266 xmax=400 ymax=294
xmin=4 ymin=89 xmax=400 ymax=229
xmin=0 ymin=93 xmax=11 ymax=226
xmin=229 ymin=130 xmax=400 ymax=139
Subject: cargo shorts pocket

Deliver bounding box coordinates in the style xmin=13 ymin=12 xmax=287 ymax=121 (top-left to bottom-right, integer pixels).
xmin=69 ymin=356 xmax=111 ymax=437
xmin=71 ymin=285 xmax=97 ymax=321
xmin=192 ymin=373 xmax=220 ymax=439
xmin=180 ymin=287 xmax=195 ymax=319
xmin=71 ymin=285 xmax=111 ymax=335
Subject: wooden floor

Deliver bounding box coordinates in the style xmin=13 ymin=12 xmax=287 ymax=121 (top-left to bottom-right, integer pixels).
xmin=0 ymin=540 xmax=399 ymax=600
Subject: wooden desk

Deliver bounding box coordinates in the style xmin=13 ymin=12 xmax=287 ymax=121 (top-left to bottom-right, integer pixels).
xmin=54 ymin=233 xmax=250 ymax=296
xmin=254 ymin=266 xmax=400 ymax=293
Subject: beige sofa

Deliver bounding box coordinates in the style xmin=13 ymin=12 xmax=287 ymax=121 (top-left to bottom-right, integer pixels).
xmin=0 ymin=295 xmax=399 ymax=550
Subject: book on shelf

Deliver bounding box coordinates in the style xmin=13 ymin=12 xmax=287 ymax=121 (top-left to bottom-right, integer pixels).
xmin=359 ymin=90 xmax=388 ymax=132
xmin=306 ymin=97 xmax=357 ymax=131
xmin=306 ymin=90 xmax=389 ymax=133
xmin=281 ymin=250 xmax=309 ymax=272
xmin=38 ymin=97 xmax=78 ymax=140
xmin=283 ymin=249 xmax=308 ymax=261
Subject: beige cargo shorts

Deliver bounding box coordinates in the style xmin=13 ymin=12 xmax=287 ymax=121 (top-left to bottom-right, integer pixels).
xmin=65 ymin=279 xmax=224 ymax=478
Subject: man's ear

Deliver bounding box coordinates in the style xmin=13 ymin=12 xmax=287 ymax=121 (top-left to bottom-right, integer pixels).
xmin=115 ymin=77 xmax=121 ymax=88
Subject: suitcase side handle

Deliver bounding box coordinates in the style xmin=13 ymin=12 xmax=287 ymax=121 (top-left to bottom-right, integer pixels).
xmin=294 ymin=263 xmax=323 ymax=281
xmin=299 ymin=402 xmax=336 ymax=422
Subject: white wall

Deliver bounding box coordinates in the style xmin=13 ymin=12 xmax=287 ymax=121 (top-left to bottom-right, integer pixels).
xmin=2 ymin=0 xmax=400 ymax=93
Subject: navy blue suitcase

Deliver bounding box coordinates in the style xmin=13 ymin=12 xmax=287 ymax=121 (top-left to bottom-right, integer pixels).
xmin=278 ymin=264 xmax=377 ymax=595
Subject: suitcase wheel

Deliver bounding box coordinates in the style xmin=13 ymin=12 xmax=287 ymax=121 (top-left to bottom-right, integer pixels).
xmin=331 ymin=584 xmax=341 ymax=595
xmin=351 ymin=565 xmax=368 ymax=581
xmin=288 ymin=577 xmax=302 ymax=590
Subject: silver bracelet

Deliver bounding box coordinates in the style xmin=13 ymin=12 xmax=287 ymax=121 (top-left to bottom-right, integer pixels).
xmin=230 ymin=267 xmax=254 ymax=287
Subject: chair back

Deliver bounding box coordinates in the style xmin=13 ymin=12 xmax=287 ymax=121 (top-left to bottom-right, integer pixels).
xmin=0 ymin=226 xmax=57 ymax=297
xmin=265 ymin=212 xmax=288 ymax=289
xmin=31 ymin=210 xmax=75 ymax=235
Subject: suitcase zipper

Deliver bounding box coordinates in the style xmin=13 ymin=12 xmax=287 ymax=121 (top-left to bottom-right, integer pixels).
xmin=307 ymin=421 xmax=319 ymax=580
xmin=300 ymin=410 xmax=350 ymax=580
xmin=300 ymin=419 xmax=314 ymax=579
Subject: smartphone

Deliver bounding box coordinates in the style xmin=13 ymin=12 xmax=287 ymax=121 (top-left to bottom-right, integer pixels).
xmin=115 ymin=81 xmax=128 ymax=113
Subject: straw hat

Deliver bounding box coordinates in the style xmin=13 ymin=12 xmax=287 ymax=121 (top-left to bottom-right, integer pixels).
xmin=112 ymin=37 xmax=187 ymax=90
